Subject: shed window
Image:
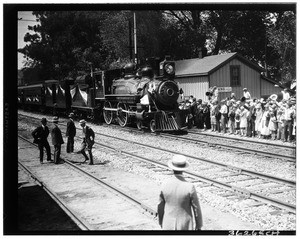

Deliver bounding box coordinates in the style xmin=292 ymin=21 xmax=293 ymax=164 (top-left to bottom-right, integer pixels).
xmin=230 ymin=65 xmax=241 ymax=87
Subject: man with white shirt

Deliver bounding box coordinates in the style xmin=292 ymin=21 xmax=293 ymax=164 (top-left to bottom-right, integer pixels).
xmin=281 ymin=88 xmax=290 ymax=101
xmin=282 ymin=103 xmax=295 ymax=142
xmin=220 ymin=100 xmax=228 ymax=133
xmin=243 ymin=88 xmax=251 ymax=102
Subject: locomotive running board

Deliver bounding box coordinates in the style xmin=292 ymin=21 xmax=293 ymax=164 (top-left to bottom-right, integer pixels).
xmin=103 ymin=107 xmax=137 ymax=116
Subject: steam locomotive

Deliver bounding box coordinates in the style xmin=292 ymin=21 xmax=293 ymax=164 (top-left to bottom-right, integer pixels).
xmin=18 ymin=57 xmax=187 ymax=132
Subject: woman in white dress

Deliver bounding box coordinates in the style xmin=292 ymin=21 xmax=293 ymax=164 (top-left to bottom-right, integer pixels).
xmin=261 ymin=108 xmax=270 ymax=139
xmin=254 ymin=104 xmax=263 ymax=138
xmin=239 ymin=106 xmax=248 ymax=136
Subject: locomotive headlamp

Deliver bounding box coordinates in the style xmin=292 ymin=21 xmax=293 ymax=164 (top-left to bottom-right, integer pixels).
xmin=164 ymin=64 xmax=174 ymax=75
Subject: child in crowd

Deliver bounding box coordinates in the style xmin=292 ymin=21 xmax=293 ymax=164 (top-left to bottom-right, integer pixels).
xmin=268 ymin=111 xmax=277 ymax=140
xmin=235 ymin=108 xmax=241 ymax=135
xmin=228 ymin=106 xmax=236 ymax=134
xmin=210 ymin=102 xmax=217 ymax=132
xmin=276 ymin=110 xmax=284 ymax=140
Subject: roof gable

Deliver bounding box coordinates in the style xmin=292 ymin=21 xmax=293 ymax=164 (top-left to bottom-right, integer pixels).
xmin=175 ymin=52 xmax=264 ymax=77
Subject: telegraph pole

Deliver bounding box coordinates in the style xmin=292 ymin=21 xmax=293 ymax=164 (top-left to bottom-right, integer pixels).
xmin=133 ymin=12 xmax=138 ymax=64
xmin=128 ymin=19 xmax=133 ymax=61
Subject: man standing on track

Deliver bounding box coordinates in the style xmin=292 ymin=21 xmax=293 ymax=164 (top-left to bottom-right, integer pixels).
xmin=78 ymin=119 xmax=95 ymax=165
xmin=157 ymin=154 xmax=203 ymax=230
xmin=32 ymin=117 xmax=52 ymax=164
xmin=66 ymin=113 xmax=76 ymax=153
xmin=51 ymin=116 xmax=64 ymax=164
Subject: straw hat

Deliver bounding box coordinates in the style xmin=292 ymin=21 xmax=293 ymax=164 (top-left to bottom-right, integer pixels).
xmin=68 ymin=112 xmax=75 ymax=118
xmin=79 ymin=119 xmax=86 ymax=124
xmin=168 ymin=155 xmax=189 ymax=171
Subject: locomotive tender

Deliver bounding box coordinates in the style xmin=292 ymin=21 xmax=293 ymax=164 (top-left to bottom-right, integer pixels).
xmin=18 ymin=57 xmax=187 ymax=132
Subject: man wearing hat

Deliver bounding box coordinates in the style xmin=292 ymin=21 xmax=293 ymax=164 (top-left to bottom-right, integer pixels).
xmin=157 ymin=155 xmax=203 ymax=230
xmin=219 ymin=99 xmax=228 ymax=133
xmin=51 ymin=117 xmax=64 ymax=164
xmin=281 ymin=88 xmax=290 ymax=101
xmin=243 ymin=88 xmax=251 ymax=102
xmin=282 ymin=102 xmax=295 ymax=142
xmin=32 ymin=117 xmax=52 ymax=164
xmin=78 ymin=119 xmax=95 ymax=165
xmin=66 ymin=113 xmax=76 ymax=153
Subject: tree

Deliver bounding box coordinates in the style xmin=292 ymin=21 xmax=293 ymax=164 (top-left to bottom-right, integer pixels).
xmin=18 ymin=11 xmax=110 ymax=81
xmin=266 ymin=11 xmax=296 ymax=83
xmin=162 ymin=10 xmax=208 ymax=59
xmin=18 ymin=9 xmax=295 ymax=85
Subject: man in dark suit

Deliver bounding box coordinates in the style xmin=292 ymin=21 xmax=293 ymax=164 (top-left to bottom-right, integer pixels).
xmin=66 ymin=113 xmax=76 ymax=153
xmin=78 ymin=119 xmax=94 ymax=165
xmin=32 ymin=117 xmax=51 ymax=164
xmin=51 ymin=116 xmax=64 ymax=164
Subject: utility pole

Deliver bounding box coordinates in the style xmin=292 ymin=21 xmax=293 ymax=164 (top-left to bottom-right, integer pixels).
xmin=128 ymin=19 xmax=133 ymax=61
xmin=133 ymin=12 xmax=138 ymax=64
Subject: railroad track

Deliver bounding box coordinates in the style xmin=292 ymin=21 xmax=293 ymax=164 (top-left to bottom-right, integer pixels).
xmin=18 ymin=113 xmax=296 ymax=214
xmin=81 ymin=118 xmax=296 ymax=162
xmin=18 ymin=110 xmax=296 ymax=162
xmin=188 ymin=129 xmax=296 ymax=150
xmin=18 ymin=134 xmax=159 ymax=230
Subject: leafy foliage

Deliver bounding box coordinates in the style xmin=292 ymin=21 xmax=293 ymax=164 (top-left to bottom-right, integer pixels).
xmin=18 ymin=9 xmax=295 ymax=84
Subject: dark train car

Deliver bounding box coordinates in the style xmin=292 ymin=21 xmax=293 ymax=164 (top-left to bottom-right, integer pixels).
xmin=18 ymin=83 xmax=45 ymax=111
xmin=102 ymin=58 xmax=187 ymax=132
xmin=44 ymin=79 xmax=73 ymax=115
xmin=70 ymin=72 xmax=104 ymax=121
xmin=44 ymin=80 xmax=58 ymax=111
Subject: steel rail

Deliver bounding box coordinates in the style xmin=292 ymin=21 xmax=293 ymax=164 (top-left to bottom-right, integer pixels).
xmin=188 ymin=129 xmax=296 ymax=150
xmin=90 ymin=121 xmax=296 ymax=162
xmin=18 ymin=154 xmax=93 ymax=230
xmin=63 ymin=159 xmax=157 ymax=217
xmin=18 ymin=134 xmax=158 ymax=219
xmin=90 ymin=130 xmax=296 ymax=187
xmin=160 ymin=133 xmax=296 ymax=162
xmin=93 ymin=140 xmax=296 ymax=214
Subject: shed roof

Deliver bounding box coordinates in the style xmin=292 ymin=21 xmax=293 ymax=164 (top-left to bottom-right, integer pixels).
xmin=175 ymin=52 xmax=265 ymax=78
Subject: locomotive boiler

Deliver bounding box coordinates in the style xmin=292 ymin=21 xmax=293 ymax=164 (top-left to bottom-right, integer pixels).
xmin=102 ymin=58 xmax=187 ymax=132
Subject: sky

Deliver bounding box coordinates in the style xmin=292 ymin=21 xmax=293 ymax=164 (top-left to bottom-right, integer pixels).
xmin=18 ymin=11 xmax=38 ymax=70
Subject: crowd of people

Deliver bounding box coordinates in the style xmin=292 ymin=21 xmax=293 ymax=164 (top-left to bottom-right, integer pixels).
xmin=179 ymin=87 xmax=296 ymax=143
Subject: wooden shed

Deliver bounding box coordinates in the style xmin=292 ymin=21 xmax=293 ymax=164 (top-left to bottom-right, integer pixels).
xmin=175 ymin=52 xmax=283 ymax=102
